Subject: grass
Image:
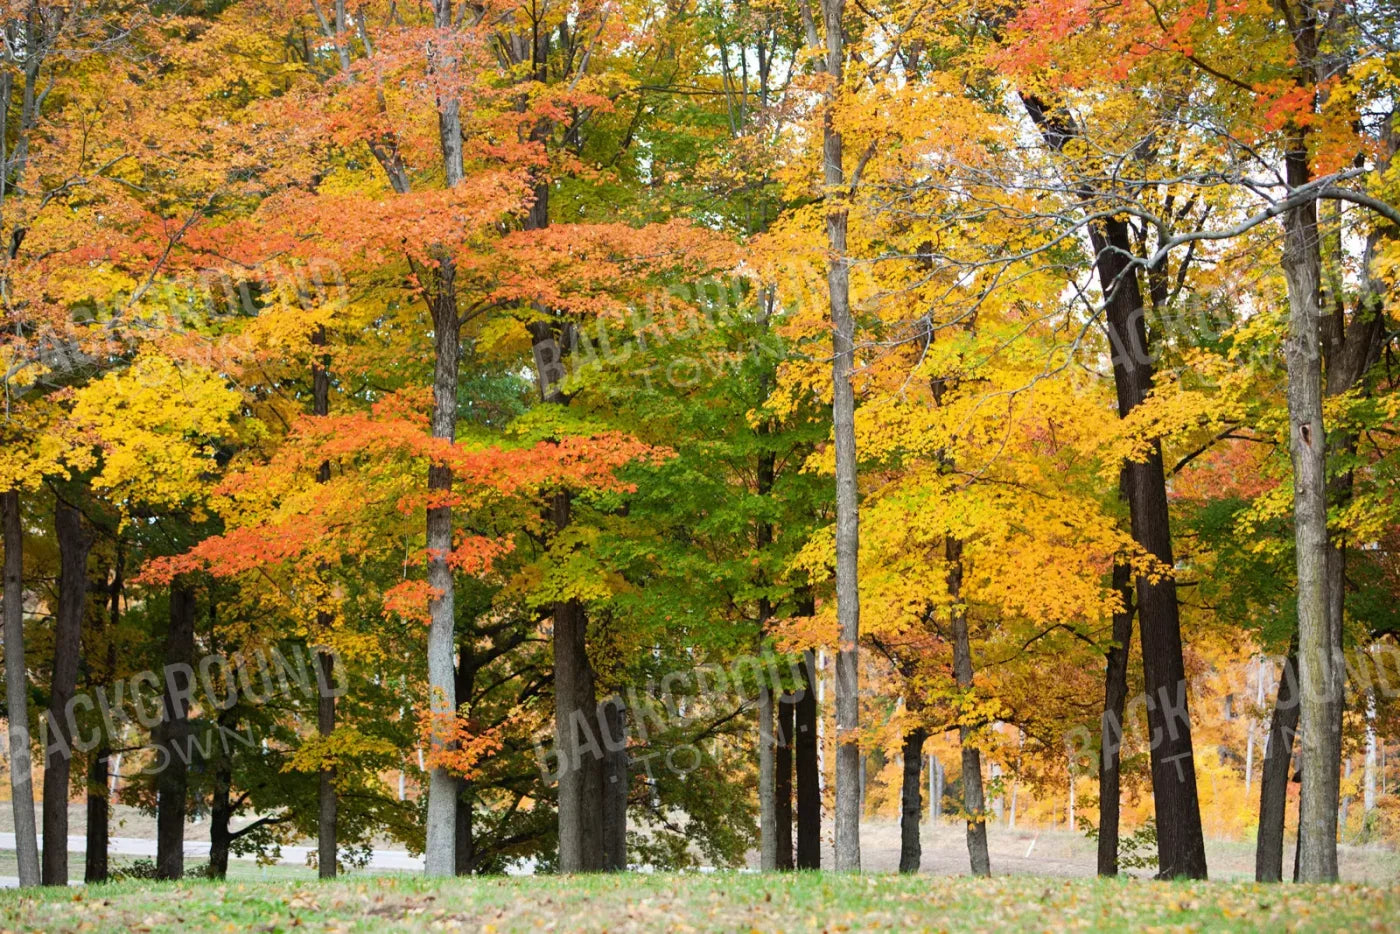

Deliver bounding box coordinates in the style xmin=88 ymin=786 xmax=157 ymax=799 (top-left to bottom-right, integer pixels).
xmin=2 ymin=871 xmax=1397 ymax=932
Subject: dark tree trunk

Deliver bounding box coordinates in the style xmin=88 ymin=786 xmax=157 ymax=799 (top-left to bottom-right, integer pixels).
xmin=1257 ymin=646 xmax=1300 ymax=882
xmin=155 ymin=577 xmax=196 ymax=881
xmin=312 ymin=325 xmax=338 ymax=880
xmin=776 ymin=693 xmax=795 ymax=870
xmin=1022 ymin=94 xmax=1208 ymax=880
xmin=84 ymin=752 xmax=109 ymax=883
xmin=1098 ymin=563 xmax=1135 ymax=876
xmin=42 ymin=499 xmax=92 ymax=886
xmin=87 ymin=544 xmax=122 ymax=884
xmin=209 ymin=758 xmax=233 ymax=880
xmin=947 ymin=537 xmax=990 ymax=877
xmin=454 ymin=642 xmax=476 ymax=876
xmin=899 ymin=727 xmax=927 ymax=873
xmin=552 ymin=573 xmax=604 ymax=872
xmin=3 ymin=490 xmax=39 ymax=886
xmin=601 ymin=697 xmax=628 ymax=871
xmin=520 ymin=175 xmax=605 ymax=874
xmin=795 ymin=647 xmax=821 ymax=870
xmin=316 ymin=648 xmax=337 ymax=878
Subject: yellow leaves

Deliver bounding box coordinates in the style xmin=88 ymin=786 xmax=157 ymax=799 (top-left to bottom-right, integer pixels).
xmin=67 ymin=350 xmax=242 ymax=511
xmin=282 ymin=726 xmax=397 ymax=775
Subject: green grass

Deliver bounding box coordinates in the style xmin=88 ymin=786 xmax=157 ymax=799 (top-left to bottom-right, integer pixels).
xmin=2 ymin=872 xmax=1397 ymax=932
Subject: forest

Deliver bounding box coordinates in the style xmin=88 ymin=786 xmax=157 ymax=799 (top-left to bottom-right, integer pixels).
xmin=1 ymin=0 xmax=1400 ymax=902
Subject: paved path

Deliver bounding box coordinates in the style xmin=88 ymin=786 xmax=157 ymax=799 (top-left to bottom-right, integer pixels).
xmin=0 ymin=832 xmax=424 ymax=886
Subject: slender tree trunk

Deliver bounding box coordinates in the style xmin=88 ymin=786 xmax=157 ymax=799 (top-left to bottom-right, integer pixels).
xmin=795 ymin=648 xmax=821 ymax=869
xmin=42 ymin=499 xmax=92 ymax=886
xmin=1257 ymin=645 xmax=1300 ymax=882
xmin=947 ymin=537 xmax=990 ymax=877
xmin=316 ymin=648 xmax=337 ymax=878
xmin=818 ymin=0 xmax=861 ymax=873
xmin=423 ymin=0 xmax=466 ymax=876
xmin=1280 ymin=142 xmax=1338 ymax=883
xmin=759 ymin=685 xmax=777 ymax=870
xmin=3 ymin=490 xmax=39 ymax=886
xmin=776 ymin=693 xmax=794 ymax=870
xmin=1098 ymin=563 xmax=1134 ymax=876
xmin=601 ymin=697 xmax=628 ymax=871
xmin=1022 ymin=95 xmax=1207 ymax=880
xmin=1364 ymin=691 xmax=1378 ymax=820
xmin=156 ymin=578 xmax=196 ymax=881
xmin=454 ymin=643 xmax=475 ymax=876
xmin=899 ymin=727 xmax=927 ymax=873
xmin=312 ymin=325 xmax=338 ymax=880
xmin=86 ymin=546 xmax=122 ymax=884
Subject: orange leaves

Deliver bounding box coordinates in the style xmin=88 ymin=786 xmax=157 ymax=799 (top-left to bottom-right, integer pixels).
xmin=417 ymin=707 xmax=505 ymax=780
xmin=382 ymin=580 xmax=441 ymax=625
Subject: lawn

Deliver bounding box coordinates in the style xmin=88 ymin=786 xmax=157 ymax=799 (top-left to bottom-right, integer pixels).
xmin=2 ymin=872 xmax=1397 ymax=932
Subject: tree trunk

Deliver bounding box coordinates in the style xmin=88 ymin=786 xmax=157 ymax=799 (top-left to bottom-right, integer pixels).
xmin=776 ymin=693 xmax=794 ymax=870
xmin=1364 ymin=691 xmax=1378 ymax=819
xmin=423 ymin=0 xmax=466 ymax=875
xmin=86 ymin=544 xmax=122 ymax=884
xmin=454 ymin=643 xmax=476 ymax=876
xmin=3 ymin=490 xmax=39 ymax=886
xmin=423 ymin=264 xmax=462 ymax=878
xmin=1280 ymin=141 xmax=1338 ymax=883
xmin=795 ymin=648 xmax=821 ymax=870
xmin=1098 ymin=563 xmax=1134 ymax=877
xmin=601 ymin=697 xmax=628 ymax=871
xmin=84 ymin=752 xmax=108 ymax=883
xmin=316 ymin=648 xmax=337 ymax=878
xmin=947 ymin=537 xmax=990 ymax=877
xmin=758 ymin=685 xmax=777 ymax=870
xmin=553 ymin=577 xmax=603 ymax=872
xmin=312 ymin=324 xmax=338 ymax=880
xmin=1257 ymin=645 xmax=1299 ymax=882
xmin=899 ymin=727 xmax=926 ymax=873
xmin=209 ymin=758 xmax=232 ymax=880
xmin=819 ymin=0 xmax=861 ymax=874
xmin=1022 ymin=95 xmax=1207 ymax=880
xmin=156 ymin=577 xmax=196 ymax=881
xmin=42 ymin=499 xmax=92 ymax=886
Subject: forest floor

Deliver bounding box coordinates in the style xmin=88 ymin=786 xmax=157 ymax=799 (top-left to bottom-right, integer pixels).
xmin=2 ymin=869 xmax=1399 ymax=932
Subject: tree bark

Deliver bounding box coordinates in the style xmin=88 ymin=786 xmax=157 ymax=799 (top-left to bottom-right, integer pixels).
xmin=1256 ymin=645 xmax=1299 ymax=882
xmin=423 ymin=0 xmax=466 ymax=878
xmin=795 ymin=648 xmax=821 ymax=869
xmin=2 ymin=489 xmax=39 ymax=886
xmin=947 ymin=536 xmax=990 ymax=877
xmin=454 ymin=642 xmax=476 ymax=876
xmin=85 ymin=552 xmax=120 ymax=885
xmin=42 ymin=498 xmax=92 ymax=886
xmin=312 ymin=324 xmax=338 ymax=880
xmin=84 ymin=751 xmax=108 ymax=883
xmin=1280 ymin=138 xmax=1338 ymax=882
xmin=818 ymin=0 xmax=861 ymax=874
xmin=423 ymin=248 xmax=462 ymax=878
xmin=155 ymin=577 xmax=196 ymax=881
xmin=1022 ymin=94 xmax=1208 ymax=880
xmin=601 ymin=697 xmax=628 ymax=871
xmin=776 ymin=693 xmax=794 ymax=870
xmin=1098 ymin=563 xmax=1134 ymax=876
xmin=899 ymin=727 xmax=926 ymax=873
xmin=209 ymin=757 xmax=232 ymax=880
xmin=758 ymin=685 xmax=777 ymax=870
